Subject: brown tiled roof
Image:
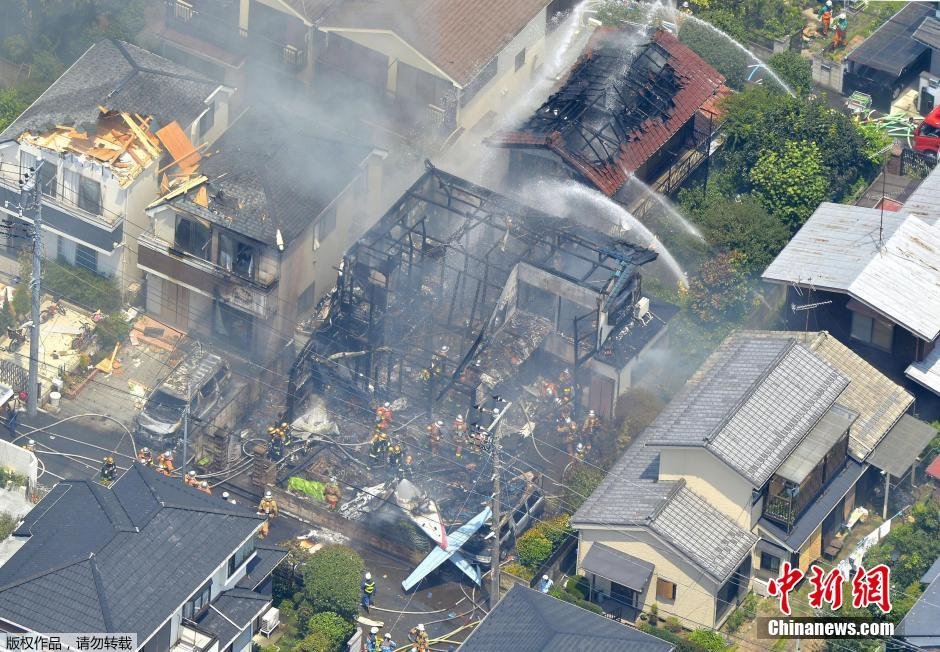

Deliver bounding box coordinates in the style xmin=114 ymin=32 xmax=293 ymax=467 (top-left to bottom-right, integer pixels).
xmin=319 ymin=0 xmax=551 ymax=86
xmin=489 ymin=29 xmax=728 ymax=197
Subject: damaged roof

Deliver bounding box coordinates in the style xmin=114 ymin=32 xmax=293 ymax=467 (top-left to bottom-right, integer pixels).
xmin=319 ymin=0 xmax=551 ymax=86
xmin=488 ymin=29 xmax=728 ymax=196
xmin=167 ymin=108 xmax=374 ymax=246
xmin=0 ymin=464 xmax=263 ymax=638
xmin=0 ymin=40 xmax=220 ymax=143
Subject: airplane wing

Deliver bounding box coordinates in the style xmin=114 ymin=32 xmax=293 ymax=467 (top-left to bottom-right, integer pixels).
xmin=401 ymin=507 xmax=492 ymax=591
xmin=445 ymin=506 xmax=491 ymax=552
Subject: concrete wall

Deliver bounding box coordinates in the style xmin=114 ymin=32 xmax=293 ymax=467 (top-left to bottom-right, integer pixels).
xmin=658 ymin=447 xmax=757 ymax=529
xmin=577 ymin=526 xmax=720 ymax=630
xmin=811 ymin=55 xmax=845 ymax=94
xmin=0 ymin=439 xmax=37 ymax=488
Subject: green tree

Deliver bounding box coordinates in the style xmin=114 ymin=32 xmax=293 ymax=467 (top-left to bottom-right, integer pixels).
xmin=296 ymin=632 xmax=333 ymax=652
xmin=301 ymin=545 xmax=364 ymax=621
xmin=515 ymin=529 xmax=553 ymax=568
xmin=686 ymin=251 xmax=751 ymax=323
xmin=688 ymin=628 xmax=731 ymax=652
xmin=768 ymin=51 xmax=813 ymax=96
xmin=614 ymin=388 xmax=666 ymax=454
xmin=0 ymin=87 xmax=37 ymax=133
xmin=749 ymin=140 xmax=828 ymax=230
xmin=306 ymin=612 xmax=354 ymax=652
xmin=563 ymin=466 xmax=605 ymax=511
xmin=678 ymin=18 xmax=749 ymax=89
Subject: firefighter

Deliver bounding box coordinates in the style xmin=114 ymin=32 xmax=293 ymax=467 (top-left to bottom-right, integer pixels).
xmin=430 ymin=345 xmax=449 ymax=377
xmin=157 ymin=451 xmax=174 ymax=476
xmin=401 ymin=453 xmax=415 ymax=479
xmin=581 ymin=409 xmax=598 ymax=441
xmin=540 ymin=379 xmax=557 ymax=402
xmin=324 ymin=477 xmax=341 ymax=510
xmin=258 ymin=490 xmax=279 ymax=518
xmin=375 ymin=402 xmax=392 ymax=430
xmin=680 ymin=0 xmax=692 ymax=14
xmin=369 ymin=430 xmax=389 ymax=462
xmin=100 ymin=456 xmax=116 ymax=482
xmin=554 ymin=397 xmax=572 ymax=421
xmin=366 ymin=627 xmax=379 ymax=652
xmin=409 ymin=624 xmax=429 ymax=652
xmin=185 ymin=470 xmax=198 ymax=487
xmin=575 ymin=442 xmax=587 ymax=461
xmin=379 ymin=633 xmax=395 ymax=652
xmin=198 ymin=480 xmax=212 ymax=495
xmin=361 ymin=572 xmax=376 ymax=611
xmin=833 ymin=12 xmax=848 ymax=48
xmin=564 ymin=418 xmax=579 ymax=454
xmin=427 ymin=420 xmax=444 ymax=455
xmin=818 ymin=0 xmax=833 ymax=35
xmin=23 ymin=439 xmax=35 ymax=452
xmin=137 ymin=446 xmax=153 ymax=466
xmin=452 ymin=415 xmax=466 ymax=459
xmin=558 ymin=368 xmax=573 ymax=404
xmin=387 ymin=442 xmax=404 ymax=470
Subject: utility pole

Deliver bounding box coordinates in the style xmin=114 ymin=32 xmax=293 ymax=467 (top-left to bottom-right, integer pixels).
xmin=181 ymin=376 xmax=190 ymax=478
xmin=19 ymin=161 xmax=43 ymax=418
xmin=488 ymin=401 xmax=509 ymax=610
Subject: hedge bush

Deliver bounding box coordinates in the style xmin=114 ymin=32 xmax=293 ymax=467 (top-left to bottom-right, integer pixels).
xmin=638 ymin=623 xmax=711 ymax=652
xmin=301 ymin=545 xmax=364 ymax=620
xmin=515 ymin=529 xmax=553 ymax=568
xmin=306 ymin=612 xmax=354 ymax=652
xmin=548 ymin=586 xmax=603 ymax=614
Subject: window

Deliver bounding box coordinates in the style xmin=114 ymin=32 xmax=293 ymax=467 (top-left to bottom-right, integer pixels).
xmin=75 ymin=244 xmax=98 ymax=273
xmin=318 ymin=206 xmax=337 ymax=241
xmin=515 ymin=48 xmax=527 ymax=71
xmin=850 ymin=312 xmax=893 ymax=351
xmin=656 ymin=578 xmax=676 ymax=601
xmin=182 ymin=581 xmax=211 ymax=620
xmin=227 ymin=537 xmax=255 ymax=578
xmin=198 ymin=103 xmax=216 ymax=139
xmin=760 ymin=552 xmax=781 ymax=574
xmin=218 ymin=233 xmax=257 ymax=279
xmin=175 ymin=215 xmax=211 ymax=260
xmin=78 ymin=176 xmax=101 ymax=215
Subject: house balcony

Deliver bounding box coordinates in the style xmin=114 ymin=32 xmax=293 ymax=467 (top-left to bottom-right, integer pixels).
xmin=0 ymin=167 xmax=123 ymax=253
xmin=137 ymin=232 xmax=277 ymax=319
xmin=171 ymin=622 xmax=218 ymax=652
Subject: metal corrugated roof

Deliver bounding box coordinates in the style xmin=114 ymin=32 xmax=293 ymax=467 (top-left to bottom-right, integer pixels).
xmin=907 ymin=344 xmax=940 ymax=396
xmin=913 ymin=15 xmax=940 ymax=50
xmin=902 ymin=164 xmax=940 ymax=219
xmin=867 ymin=414 xmax=937 ymax=477
xmin=762 ymin=202 xmax=940 ymax=341
xmin=777 ymin=405 xmax=856 ymax=484
xmin=581 ymin=543 xmax=654 ymax=591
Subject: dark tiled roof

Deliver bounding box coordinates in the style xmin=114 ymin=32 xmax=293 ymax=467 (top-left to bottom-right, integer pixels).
xmin=321 ymin=0 xmax=551 ymax=86
xmin=649 ymin=485 xmax=757 ymax=583
xmin=169 ymin=109 xmax=374 ymax=245
xmin=457 ymin=585 xmax=674 ymax=652
xmin=196 ymin=589 xmax=271 ymax=648
xmin=236 ymin=544 xmax=288 ymax=591
xmin=897 ymin=563 xmax=940 ymax=646
xmin=489 ymin=29 xmax=728 ymax=196
xmin=847 ymin=3 xmax=933 ymax=76
xmin=0 ymin=464 xmax=263 ymax=638
xmin=647 ymin=335 xmax=848 ymax=487
xmin=0 ymin=40 xmax=219 ymax=142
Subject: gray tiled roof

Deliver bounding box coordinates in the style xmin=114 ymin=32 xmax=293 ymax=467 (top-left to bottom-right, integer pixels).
xmin=1 ymin=40 xmax=219 ymax=142
xmin=457 ymin=585 xmax=674 ymax=652
xmin=913 ymin=16 xmax=940 ymax=49
xmin=649 ymin=485 xmax=757 ymax=583
xmin=169 ymin=108 xmax=374 ymax=245
xmin=647 ymin=334 xmax=848 ymax=486
xmin=0 ymin=464 xmax=263 ymax=639
xmin=743 ymin=331 xmax=913 ymax=460
xmin=196 ymin=589 xmax=271 ymax=648
xmin=897 ymin=564 xmax=940 ymax=646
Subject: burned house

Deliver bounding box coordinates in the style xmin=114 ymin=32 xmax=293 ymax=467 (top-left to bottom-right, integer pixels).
xmin=141 ymin=108 xmax=385 ymax=360
xmin=487 ymin=28 xmax=729 ymax=202
xmin=288 ymin=164 xmax=667 ymax=425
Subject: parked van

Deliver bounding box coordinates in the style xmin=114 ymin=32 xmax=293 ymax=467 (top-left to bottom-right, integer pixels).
xmin=913 ymin=106 xmax=940 ymax=160
xmin=137 ymin=348 xmax=230 ymax=447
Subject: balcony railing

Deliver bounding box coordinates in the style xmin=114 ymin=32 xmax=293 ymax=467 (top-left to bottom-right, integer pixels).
xmin=171 ymin=622 xmax=217 ymax=652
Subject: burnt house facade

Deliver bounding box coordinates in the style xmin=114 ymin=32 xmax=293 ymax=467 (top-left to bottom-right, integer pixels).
xmin=488 ymin=28 xmax=728 ymax=201
xmin=288 ymin=165 xmax=669 ymax=423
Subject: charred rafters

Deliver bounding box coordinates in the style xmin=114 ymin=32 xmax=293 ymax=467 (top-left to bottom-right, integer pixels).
xmin=519 ymin=39 xmax=682 ymax=168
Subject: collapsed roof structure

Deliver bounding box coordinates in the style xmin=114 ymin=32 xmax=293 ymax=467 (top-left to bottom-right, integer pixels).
xmin=487 ymin=29 xmax=729 ymax=197
xmin=288 ymin=163 xmax=663 ymax=422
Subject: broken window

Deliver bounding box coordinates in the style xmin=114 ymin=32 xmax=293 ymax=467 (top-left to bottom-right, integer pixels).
xmin=213 ymin=300 xmax=254 ymax=350
xmin=218 ymin=233 xmax=256 ymax=279
xmin=515 ymin=48 xmax=527 ymax=71
xmin=174 ymin=215 xmax=211 ymax=260
xmin=318 ymin=206 xmax=337 ymax=241
xmin=19 ymin=151 xmax=56 ymax=198
xmin=78 ymin=176 xmax=101 ymax=215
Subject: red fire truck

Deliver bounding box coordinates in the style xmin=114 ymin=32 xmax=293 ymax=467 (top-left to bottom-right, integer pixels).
xmin=913 ymin=106 xmax=940 ymax=160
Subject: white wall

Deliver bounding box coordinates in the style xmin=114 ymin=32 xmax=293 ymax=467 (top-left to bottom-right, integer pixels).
xmin=658 ymin=447 xmax=756 ymax=529
xmin=0 ymin=440 xmax=37 ymax=487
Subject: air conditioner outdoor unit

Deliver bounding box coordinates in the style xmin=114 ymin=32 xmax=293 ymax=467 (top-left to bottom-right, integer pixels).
xmin=260 ymin=607 xmax=280 ymax=636
xmin=634 ymin=296 xmax=651 ymax=323
xmin=752 ymin=577 xmax=772 ymax=598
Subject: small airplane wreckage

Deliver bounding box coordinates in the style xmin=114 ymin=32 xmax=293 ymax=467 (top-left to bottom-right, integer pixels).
xmin=401 ymin=506 xmax=492 ymax=591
